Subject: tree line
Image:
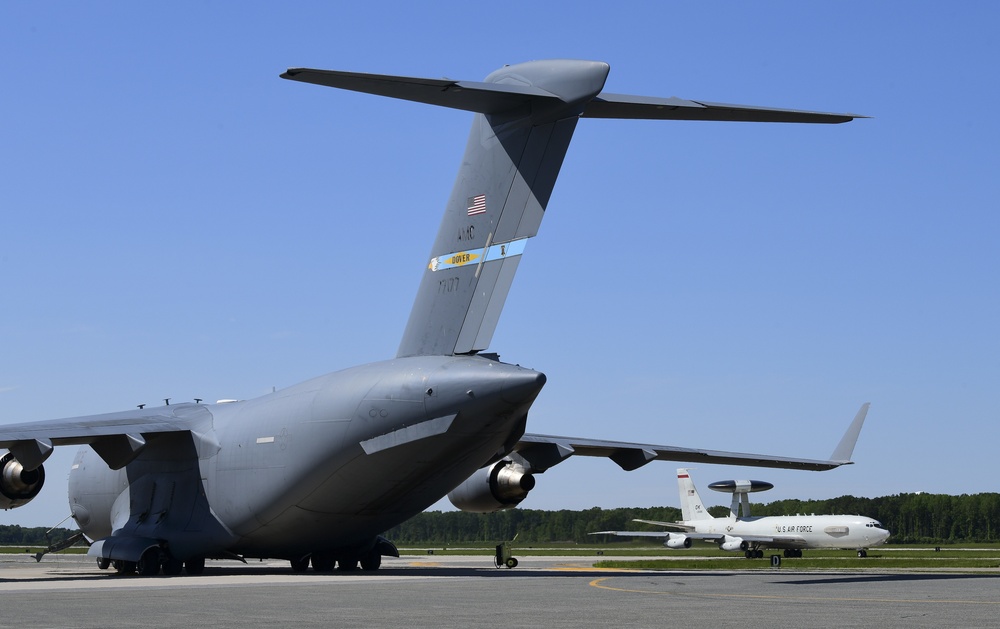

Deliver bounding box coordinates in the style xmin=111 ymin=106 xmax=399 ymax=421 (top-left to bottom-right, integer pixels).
xmin=0 ymin=525 xmax=78 ymax=548
xmin=6 ymin=492 xmax=998 ymax=547
xmin=384 ymin=493 xmax=1000 ymax=545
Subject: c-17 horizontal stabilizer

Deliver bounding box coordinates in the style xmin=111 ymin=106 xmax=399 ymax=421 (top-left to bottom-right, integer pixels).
xmin=282 ymin=61 xmax=863 ymax=358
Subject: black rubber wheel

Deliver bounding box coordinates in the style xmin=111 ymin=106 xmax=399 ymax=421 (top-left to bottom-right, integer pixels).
xmin=338 ymin=559 xmax=358 ymax=571
xmin=138 ymin=549 xmax=161 ymax=576
xmin=360 ymin=550 xmax=382 ymax=571
xmin=115 ymin=560 xmax=137 ymax=576
xmin=312 ymin=552 xmax=335 ymax=572
xmin=162 ymin=557 xmax=183 ymax=576
xmin=184 ymin=556 xmax=206 ymax=575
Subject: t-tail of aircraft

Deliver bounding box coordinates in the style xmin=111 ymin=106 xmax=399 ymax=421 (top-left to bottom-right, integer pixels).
xmin=281 ymin=60 xmax=860 ymax=358
xmin=285 ymin=60 xmax=611 ymax=356
xmin=677 ymin=468 xmax=713 ymax=521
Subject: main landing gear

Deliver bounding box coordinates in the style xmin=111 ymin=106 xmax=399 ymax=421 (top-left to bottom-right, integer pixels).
xmin=291 ymin=547 xmax=385 ymax=573
xmin=100 ymin=550 xmax=206 ymax=576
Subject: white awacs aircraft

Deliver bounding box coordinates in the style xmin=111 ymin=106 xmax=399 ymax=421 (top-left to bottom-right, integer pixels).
xmin=596 ymin=465 xmax=889 ymax=559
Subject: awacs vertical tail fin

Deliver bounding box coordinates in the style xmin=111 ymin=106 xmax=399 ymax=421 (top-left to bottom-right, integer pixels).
xmin=677 ymin=468 xmax=713 ymax=522
xmin=280 ymin=61 xmax=861 ymax=358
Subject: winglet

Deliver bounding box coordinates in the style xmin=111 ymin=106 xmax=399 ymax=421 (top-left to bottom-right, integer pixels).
xmin=828 ymin=403 xmax=870 ymax=463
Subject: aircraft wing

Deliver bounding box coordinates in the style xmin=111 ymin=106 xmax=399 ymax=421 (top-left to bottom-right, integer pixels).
xmin=0 ymin=404 xmax=213 ymax=470
xmin=591 ymin=529 xmax=807 ymax=549
xmin=633 ymin=519 xmax=693 ymax=531
xmin=512 ymin=403 xmax=869 ymax=474
xmin=590 ymin=519 xmax=693 ymax=536
xmin=732 ymin=534 xmax=807 ymax=547
xmin=593 ymin=530 xmax=730 ymax=543
xmin=591 ymin=530 xmax=675 ymax=538
xmin=510 ymin=433 xmax=848 ymax=474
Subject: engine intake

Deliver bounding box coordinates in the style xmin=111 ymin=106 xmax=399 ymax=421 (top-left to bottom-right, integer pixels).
xmin=448 ymin=460 xmax=535 ymax=513
xmin=0 ymin=451 xmax=45 ymax=509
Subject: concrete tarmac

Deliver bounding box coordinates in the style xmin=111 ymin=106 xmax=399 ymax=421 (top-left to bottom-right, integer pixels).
xmin=1 ymin=554 xmax=998 ymax=628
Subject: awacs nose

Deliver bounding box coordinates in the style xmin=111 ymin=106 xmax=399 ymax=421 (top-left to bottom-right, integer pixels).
xmin=501 ymin=369 xmax=547 ymax=404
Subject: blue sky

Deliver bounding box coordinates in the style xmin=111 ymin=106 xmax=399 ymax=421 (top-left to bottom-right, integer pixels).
xmin=1 ymin=2 xmax=997 ymax=528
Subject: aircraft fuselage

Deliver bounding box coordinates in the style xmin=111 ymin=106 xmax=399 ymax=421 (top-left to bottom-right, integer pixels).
xmin=694 ymin=514 xmax=889 ymax=550
xmin=67 ymin=355 xmax=545 ymax=560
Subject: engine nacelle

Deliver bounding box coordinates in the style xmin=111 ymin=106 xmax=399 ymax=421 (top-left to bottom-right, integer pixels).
xmin=719 ymin=536 xmax=745 ymax=552
xmin=448 ymin=460 xmax=535 ymax=513
xmin=665 ymin=534 xmax=692 ymax=549
xmin=0 ymin=451 xmax=45 ymax=510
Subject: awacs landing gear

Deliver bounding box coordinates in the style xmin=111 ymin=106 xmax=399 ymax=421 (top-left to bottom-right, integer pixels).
xmin=743 ymin=549 xmax=764 ymax=559
xmin=783 ymin=549 xmax=804 ymax=558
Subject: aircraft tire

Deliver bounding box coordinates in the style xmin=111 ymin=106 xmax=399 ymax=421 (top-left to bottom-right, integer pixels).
xmin=115 ymin=560 xmax=137 ymax=576
xmin=312 ymin=552 xmax=335 ymax=572
xmin=755 ymin=550 xmax=764 ymax=559
xmin=505 ymin=557 xmax=518 ymax=569
xmin=360 ymin=550 xmax=381 ymax=571
xmin=162 ymin=556 xmax=184 ymax=576
xmin=138 ymin=549 xmax=161 ymax=576
xmin=290 ymin=556 xmax=310 ymax=572
xmin=338 ymin=558 xmax=358 ymax=571
xmin=858 ymin=549 xmax=867 ymax=558
xmin=96 ymin=557 xmax=111 ymax=570
xmin=184 ymin=556 xmax=206 ymax=575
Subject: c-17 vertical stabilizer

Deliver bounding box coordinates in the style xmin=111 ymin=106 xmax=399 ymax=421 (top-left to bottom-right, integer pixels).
xmin=282 ymin=61 xmax=860 ymax=358
xmin=285 ymin=60 xmax=611 ymax=357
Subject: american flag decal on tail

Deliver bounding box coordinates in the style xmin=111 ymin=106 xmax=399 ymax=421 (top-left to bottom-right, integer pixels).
xmin=466 ymin=194 xmax=486 ymax=216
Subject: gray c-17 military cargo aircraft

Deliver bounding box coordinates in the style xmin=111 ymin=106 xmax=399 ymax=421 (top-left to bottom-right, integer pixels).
xmin=0 ymin=59 xmax=864 ymax=576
